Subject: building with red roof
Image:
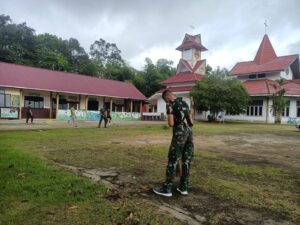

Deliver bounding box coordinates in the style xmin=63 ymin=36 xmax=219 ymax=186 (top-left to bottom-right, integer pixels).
xmin=0 ymin=61 xmax=146 ymax=120
xmin=149 ymin=34 xmax=207 ymax=117
xmin=229 ymin=35 xmax=300 ymax=123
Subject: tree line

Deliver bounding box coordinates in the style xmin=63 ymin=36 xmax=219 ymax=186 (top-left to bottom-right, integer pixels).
xmin=0 ymin=15 xmax=176 ymax=97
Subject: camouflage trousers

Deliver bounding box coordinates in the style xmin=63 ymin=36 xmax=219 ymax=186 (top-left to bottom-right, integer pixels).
xmin=163 ymin=125 xmax=194 ymax=192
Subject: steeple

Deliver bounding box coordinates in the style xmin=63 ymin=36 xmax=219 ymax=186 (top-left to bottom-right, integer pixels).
xmin=175 ymin=33 xmax=207 ymax=70
xmin=254 ymin=34 xmax=277 ymax=64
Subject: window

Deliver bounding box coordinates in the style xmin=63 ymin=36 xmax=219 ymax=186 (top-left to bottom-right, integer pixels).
xmin=246 ymin=100 xmax=263 ymax=116
xmin=24 ymin=96 xmax=44 ymax=109
xmin=0 ymin=94 xmax=4 ymax=107
xmin=297 ymin=101 xmax=300 ymax=117
xmin=0 ymin=90 xmax=11 ymax=107
xmin=258 ymin=73 xmax=266 ymax=79
xmin=249 ymin=74 xmax=256 ymax=79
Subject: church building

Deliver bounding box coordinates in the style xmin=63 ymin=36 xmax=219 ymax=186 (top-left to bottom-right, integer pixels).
xmin=228 ymin=34 xmax=300 ymax=124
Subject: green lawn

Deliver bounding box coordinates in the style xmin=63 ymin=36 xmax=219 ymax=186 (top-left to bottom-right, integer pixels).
xmin=0 ymin=122 xmax=300 ymax=224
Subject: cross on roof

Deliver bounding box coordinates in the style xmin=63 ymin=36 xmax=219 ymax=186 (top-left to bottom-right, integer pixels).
xmin=264 ymin=20 xmax=268 ymax=34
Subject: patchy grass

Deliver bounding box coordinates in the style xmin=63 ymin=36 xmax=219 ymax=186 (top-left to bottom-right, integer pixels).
xmin=0 ymin=122 xmax=300 ymax=224
xmin=0 ymin=138 xmax=179 ymax=225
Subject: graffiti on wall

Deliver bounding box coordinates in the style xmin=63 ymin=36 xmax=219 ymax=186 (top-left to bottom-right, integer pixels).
xmin=0 ymin=108 xmax=18 ymax=118
xmin=57 ymin=110 xmax=141 ymax=121
xmin=111 ymin=112 xmax=141 ymax=121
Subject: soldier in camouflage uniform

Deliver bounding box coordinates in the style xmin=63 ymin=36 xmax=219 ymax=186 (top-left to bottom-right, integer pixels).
xmin=153 ymin=90 xmax=194 ymax=197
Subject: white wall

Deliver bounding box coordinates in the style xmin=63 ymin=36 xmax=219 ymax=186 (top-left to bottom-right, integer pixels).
xmin=182 ymin=49 xmax=192 ymax=61
xmin=280 ymin=67 xmax=293 ymax=80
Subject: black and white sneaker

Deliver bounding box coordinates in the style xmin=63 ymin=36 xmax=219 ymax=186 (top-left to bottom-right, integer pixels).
xmin=153 ymin=187 xmax=172 ymax=197
xmin=176 ymin=187 xmax=188 ymax=195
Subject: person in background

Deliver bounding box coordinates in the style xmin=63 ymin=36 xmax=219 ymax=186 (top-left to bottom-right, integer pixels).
xmin=107 ymin=109 xmax=112 ymax=123
xmin=218 ymin=110 xmax=225 ymax=124
xmin=26 ymin=101 xmax=34 ymax=124
xmin=70 ymin=106 xmax=78 ymax=127
xmin=98 ymin=108 xmax=108 ymax=128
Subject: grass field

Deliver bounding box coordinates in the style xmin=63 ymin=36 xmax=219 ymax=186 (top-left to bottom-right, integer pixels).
xmin=0 ymin=122 xmax=300 ymax=225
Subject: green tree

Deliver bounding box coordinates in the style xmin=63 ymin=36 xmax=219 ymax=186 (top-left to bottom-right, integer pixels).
xmin=205 ymin=64 xmax=213 ymax=75
xmin=191 ymin=71 xmax=249 ymax=119
xmin=271 ymin=78 xmax=287 ymax=124
xmin=0 ymin=15 xmax=37 ymax=65
xmin=156 ymin=58 xmax=176 ymax=81
xmin=89 ymin=38 xmax=124 ymax=68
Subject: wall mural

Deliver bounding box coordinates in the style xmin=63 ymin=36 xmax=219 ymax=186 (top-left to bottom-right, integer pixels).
xmin=0 ymin=108 xmax=18 ymax=118
xmin=58 ymin=110 xmax=141 ymax=121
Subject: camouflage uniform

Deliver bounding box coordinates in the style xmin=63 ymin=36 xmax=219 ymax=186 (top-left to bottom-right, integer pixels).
xmin=163 ymin=98 xmax=194 ymax=192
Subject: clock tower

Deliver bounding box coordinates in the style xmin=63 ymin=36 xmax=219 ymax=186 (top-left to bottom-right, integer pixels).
xmin=175 ymin=34 xmax=207 ymax=75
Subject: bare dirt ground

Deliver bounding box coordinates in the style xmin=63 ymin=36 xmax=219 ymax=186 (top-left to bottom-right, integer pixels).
xmin=1 ymin=120 xmax=300 ymax=224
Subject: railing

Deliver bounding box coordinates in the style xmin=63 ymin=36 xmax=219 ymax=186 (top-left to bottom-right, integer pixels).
xmin=287 ymin=117 xmax=300 ymax=125
xmin=142 ymin=112 xmax=165 ymax=121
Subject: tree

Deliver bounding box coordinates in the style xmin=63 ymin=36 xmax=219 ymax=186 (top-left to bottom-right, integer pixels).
xmin=0 ymin=15 xmax=37 ymax=65
xmin=89 ymin=38 xmax=124 ymax=68
xmin=191 ymin=71 xmax=249 ymax=119
xmin=156 ymin=58 xmax=176 ymax=81
xmin=205 ymin=64 xmax=213 ymax=75
xmin=271 ymin=78 xmax=287 ymax=124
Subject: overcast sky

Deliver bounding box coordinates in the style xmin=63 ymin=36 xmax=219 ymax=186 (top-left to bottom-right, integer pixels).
xmin=1 ymin=0 xmax=300 ymax=70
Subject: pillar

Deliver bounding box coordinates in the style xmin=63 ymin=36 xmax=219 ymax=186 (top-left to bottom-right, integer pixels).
xmin=110 ymin=98 xmax=113 ymax=112
xmin=265 ymin=97 xmax=269 ymax=123
xmin=85 ymin=96 xmax=88 ymax=111
xmin=49 ymin=92 xmax=53 ymax=119
xmin=56 ymin=93 xmax=59 ymax=119
xmin=140 ymin=101 xmax=143 ymax=120
xmin=190 ymin=96 xmax=195 ymax=120
xmin=130 ymin=100 xmax=133 ymax=113
xmin=19 ymin=89 xmax=23 ymax=120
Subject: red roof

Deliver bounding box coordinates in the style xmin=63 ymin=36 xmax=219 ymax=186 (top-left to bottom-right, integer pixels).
xmin=243 ymin=79 xmax=300 ymax=96
xmin=158 ymin=85 xmax=194 ymax=93
xmin=230 ymin=35 xmax=299 ymax=76
xmin=176 ymin=33 xmax=207 ymax=51
xmin=160 ymin=73 xmax=204 ymax=85
xmin=230 ymin=55 xmax=298 ymax=75
xmin=254 ymin=35 xmax=277 ymax=64
xmin=176 ymin=41 xmax=207 ymax=51
xmin=0 ymin=62 xmax=146 ymax=100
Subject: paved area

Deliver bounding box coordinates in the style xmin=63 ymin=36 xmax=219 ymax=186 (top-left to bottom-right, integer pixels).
xmin=0 ymin=119 xmax=164 ymax=131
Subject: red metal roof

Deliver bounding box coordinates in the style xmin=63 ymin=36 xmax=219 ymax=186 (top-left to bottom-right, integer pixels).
xmin=254 ymin=35 xmax=277 ymax=64
xmin=243 ymin=79 xmax=300 ymax=96
xmin=158 ymin=85 xmax=194 ymax=93
xmin=160 ymin=73 xmax=204 ymax=85
xmin=230 ymin=34 xmax=299 ymax=76
xmin=176 ymin=41 xmax=207 ymax=51
xmin=0 ymin=62 xmax=146 ymax=100
xmin=230 ymin=55 xmax=298 ymax=76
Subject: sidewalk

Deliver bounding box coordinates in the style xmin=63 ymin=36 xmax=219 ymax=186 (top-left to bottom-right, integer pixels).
xmin=0 ymin=119 xmax=165 ymax=131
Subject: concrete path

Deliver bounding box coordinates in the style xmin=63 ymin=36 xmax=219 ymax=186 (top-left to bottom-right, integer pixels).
xmin=0 ymin=119 xmax=164 ymax=131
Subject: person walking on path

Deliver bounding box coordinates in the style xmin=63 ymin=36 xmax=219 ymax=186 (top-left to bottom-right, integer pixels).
xmin=25 ymin=101 xmax=34 ymax=124
xmin=98 ymin=108 xmax=108 ymax=128
xmin=69 ymin=106 xmax=78 ymax=127
xmin=153 ymin=90 xmax=194 ymax=197
xmin=218 ymin=110 xmax=225 ymax=124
